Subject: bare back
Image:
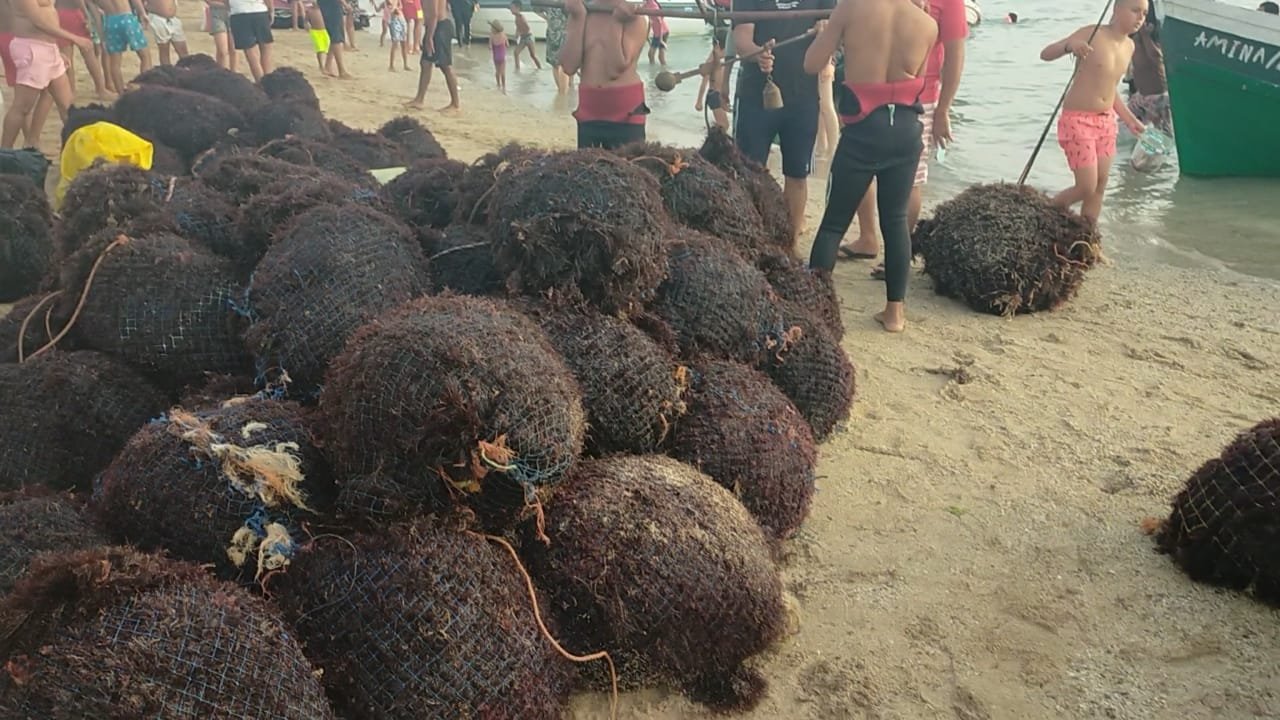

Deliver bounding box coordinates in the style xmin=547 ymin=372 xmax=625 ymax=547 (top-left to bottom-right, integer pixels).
xmin=96 ymin=0 xmax=133 ymax=15
xmin=1063 ymin=26 xmax=1134 ymax=112
xmin=12 ymin=0 xmax=61 ymax=41
xmin=840 ymin=0 xmax=936 ymax=84
xmin=146 ymin=0 xmax=176 ymax=17
xmin=578 ymin=6 xmax=646 ymax=86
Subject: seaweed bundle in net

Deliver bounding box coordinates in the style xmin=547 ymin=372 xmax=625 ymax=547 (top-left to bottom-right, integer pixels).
xmin=129 ymin=64 xmax=182 ymax=86
xmin=59 ymin=103 xmax=115 ymax=147
xmin=194 ymin=152 xmax=321 ymax=204
xmin=328 ymin=120 xmax=410 ymax=169
xmin=259 ymin=66 xmax=320 ymax=109
xmin=57 ymin=230 xmax=252 ymax=388
xmin=112 ymin=85 xmax=247 ymax=162
xmin=619 ymin=141 xmax=767 ymax=258
xmin=763 ymin=300 xmax=855 ymax=442
xmin=488 ymin=149 xmax=669 ymax=314
xmin=521 ymin=296 xmax=687 ymax=455
xmin=161 ymin=178 xmax=243 ymax=266
xmin=175 ymin=52 xmax=219 ymax=70
xmin=271 ymin=518 xmax=575 ymax=719
xmin=54 ymin=163 xmax=169 ymax=257
xmin=249 ymin=100 xmax=331 ymax=143
xmin=0 ymin=295 xmax=74 ymax=363
xmin=424 ymin=224 xmax=504 ymax=296
xmin=257 ymin=136 xmax=378 ymax=186
xmin=378 ymin=115 xmax=447 ymax=162
xmin=0 ymin=547 xmax=336 ymax=718
xmin=698 ymin=127 xmax=794 ymax=253
xmin=381 ymin=157 xmax=467 ymax=229
xmin=0 ymin=488 xmax=106 ymax=595
xmin=915 ymin=182 xmax=1103 ymax=316
xmin=93 ymin=398 xmax=333 ymax=581
xmin=757 ymin=249 xmax=843 ymax=339
xmin=452 ymin=143 xmax=546 ymax=225
xmin=1153 ymin=418 xmax=1280 ymax=605
xmin=244 ymin=204 xmax=428 ymax=397
xmin=670 ymin=359 xmax=816 ymax=538
xmin=521 ymin=454 xmax=786 ymax=710
xmin=172 ymin=67 xmax=270 ymax=116
xmin=321 ymin=295 xmax=586 ymax=522
xmin=236 ymin=173 xmax=383 ymax=268
xmin=0 ymin=350 xmax=168 ymax=492
xmin=176 ymin=371 xmax=259 ymax=408
xmin=0 ymin=175 xmax=54 ymax=302
xmin=651 ymin=234 xmax=791 ymax=365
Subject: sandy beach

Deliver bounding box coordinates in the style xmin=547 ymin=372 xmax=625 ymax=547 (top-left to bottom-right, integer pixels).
xmin=10 ymin=15 xmax=1280 ymax=719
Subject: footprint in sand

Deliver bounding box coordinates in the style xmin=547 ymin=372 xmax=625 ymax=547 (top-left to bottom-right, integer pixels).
xmin=796 ymin=657 xmax=883 ymax=719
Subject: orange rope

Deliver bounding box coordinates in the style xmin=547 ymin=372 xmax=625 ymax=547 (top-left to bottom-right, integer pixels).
xmin=16 ymin=291 xmax=62 ymax=363
xmin=475 ymin=532 xmax=619 ymax=720
xmin=26 ymin=235 xmax=129 ymax=362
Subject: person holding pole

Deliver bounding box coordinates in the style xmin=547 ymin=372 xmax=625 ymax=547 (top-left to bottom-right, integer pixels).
xmin=560 ymin=0 xmax=650 ymax=149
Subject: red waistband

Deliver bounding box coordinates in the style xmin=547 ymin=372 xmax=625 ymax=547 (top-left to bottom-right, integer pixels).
xmin=573 ymin=83 xmax=647 ymax=125
xmin=838 ymin=78 xmax=926 ymax=125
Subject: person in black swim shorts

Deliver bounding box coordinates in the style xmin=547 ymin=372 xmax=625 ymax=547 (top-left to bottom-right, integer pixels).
xmin=406 ymin=0 xmax=459 ymax=110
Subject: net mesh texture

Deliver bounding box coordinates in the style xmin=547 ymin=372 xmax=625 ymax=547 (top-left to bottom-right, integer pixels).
xmin=0 ymin=175 xmax=54 ymax=302
xmin=764 ymin=299 xmax=855 ymax=442
xmin=0 ymin=489 xmax=106 ymax=595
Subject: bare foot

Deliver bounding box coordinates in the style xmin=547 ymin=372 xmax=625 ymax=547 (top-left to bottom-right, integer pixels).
xmin=339 ymin=72 xmax=354 ymax=79
xmin=388 ymin=66 xmax=397 ymax=72
xmin=874 ymin=308 xmax=906 ymax=333
xmin=840 ymin=233 xmax=880 ymax=260
xmin=404 ymin=99 xmax=425 ymax=109
xmin=97 ymin=90 xmax=119 ymax=101
xmin=438 ymin=103 xmax=461 ymax=113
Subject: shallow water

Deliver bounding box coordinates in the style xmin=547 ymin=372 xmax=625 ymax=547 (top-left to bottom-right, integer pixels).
xmin=440 ymin=0 xmax=1280 ymax=281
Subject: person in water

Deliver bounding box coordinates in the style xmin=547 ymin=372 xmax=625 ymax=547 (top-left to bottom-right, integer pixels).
xmin=804 ymin=0 xmax=936 ymax=333
xmin=1127 ymin=13 xmax=1170 ymax=135
xmin=1041 ymin=0 xmax=1147 ymax=223
xmin=489 ymin=18 xmax=506 ymax=92
xmin=560 ymin=0 xmax=649 ymax=149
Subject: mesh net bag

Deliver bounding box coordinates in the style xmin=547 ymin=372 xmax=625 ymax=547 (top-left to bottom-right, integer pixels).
xmin=651 ymin=234 xmax=791 ymax=366
xmin=915 ymin=182 xmax=1103 ymax=316
xmin=194 ymin=152 xmax=322 ymax=204
xmin=0 ymin=295 xmax=76 ymax=363
xmin=256 ymin=136 xmax=379 ymax=186
xmin=259 ymin=67 xmax=320 ymax=109
xmin=112 ymin=85 xmax=247 ymax=162
xmin=59 ymin=103 xmax=115 ymax=147
xmin=0 ymin=350 xmax=168 ymax=492
xmin=763 ymin=300 xmax=855 ymax=442
xmin=381 ymin=158 xmax=467 ymax=229
xmin=1153 ymin=418 xmax=1280 ymax=605
xmin=236 ymin=173 xmax=384 ymax=272
xmin=93 ymin=398 xmax=333 ymax=582
xmin=161 ymin=178 xmax=243 ymax=265
xmin=757 ymin=249 xmax=843 ymax=339
xmin=521 ymin=454 xmax=786 ymax=710
xmin=175 ymin=52 xmax=219 ymax=70
xmin=0 ymin=175 xmax=54 ymax=302
xmin=0 ymin=488 xmax=106 ymax=595
xmin=698 ymin=127 xmax=794 ymax=254
xmin=244 ymin=204 xmax=429 ymax=397
xmin=249 ymin=100 xmax=331 ymax=143
xmin=328 ymin=120 xmax=410 ymax=169
xmin=172 ymin=67 xmax=270 ymax=116
xmin=54 ymin=163 xmax=170 ymax=259
xmin=452 ymin=143 xmax=545 ymax=225
xmin=424 ymin=224 xmax=504 ymax=296
xmin=57 ymin=230 xmax=252 ymax=388
xmin=0 ymin=547 xmax=336 ymax=719
xmin=378 ymin=116 xmax=447 ymax=162
xmin=619 ymin=142 xmax=766 ymax=259
xmin=321 ymin=295 xmax=586 ymax=523
xmin=270 ymin=518 xmax=574 ymax=719
xmin=670 ymin=359 xmax=816 ymax=538
xmin=488 ymin=149 xmax=669 ymax=314
xmin=521 ymin=295 xmax=688 ymax=455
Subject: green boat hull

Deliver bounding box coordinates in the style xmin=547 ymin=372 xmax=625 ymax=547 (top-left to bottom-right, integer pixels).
xmin=1162 ymin=14 xmax=1280 ymax=178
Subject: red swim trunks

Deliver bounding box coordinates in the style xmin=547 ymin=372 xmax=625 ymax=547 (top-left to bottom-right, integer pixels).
xmin=56 ymin=8 xmax=91 ymax=48
xmin=0 ymin=33 xmax=16 ymax=88
xmin=1057 ymin=109 xmax=1118 ymax=171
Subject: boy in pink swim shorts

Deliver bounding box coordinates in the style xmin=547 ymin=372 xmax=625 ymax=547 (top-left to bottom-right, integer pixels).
xmin=1 ymin=0 xmax=91 ymax=150
xmin=1040 ymin=0 xmax=1148 ymax=222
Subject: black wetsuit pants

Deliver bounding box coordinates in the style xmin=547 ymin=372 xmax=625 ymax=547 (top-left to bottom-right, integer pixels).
xmin=809 ymin=104 xmax=923 ymax=303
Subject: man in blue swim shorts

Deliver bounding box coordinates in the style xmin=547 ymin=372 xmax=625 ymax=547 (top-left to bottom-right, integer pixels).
xmin=98 ymin=0 xmax=151 ymax=91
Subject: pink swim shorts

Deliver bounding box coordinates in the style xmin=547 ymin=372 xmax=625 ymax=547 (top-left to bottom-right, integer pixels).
xmin=9 ymin=36 xmax=68 ymax=90
xmin=1057 ymin=109 xmax=1118 ymax=171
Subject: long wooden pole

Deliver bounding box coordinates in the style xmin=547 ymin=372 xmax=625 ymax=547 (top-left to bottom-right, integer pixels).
xmin=528 ymin=0 xmax=833 ymax=21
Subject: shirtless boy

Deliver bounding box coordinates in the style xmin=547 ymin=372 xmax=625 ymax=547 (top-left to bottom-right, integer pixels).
xmin=97 ymin=0 xmax=151 ymax=91
xmin=54 ymin=0 xmax=110 ymax=97
xmin=144 ymin=0 xmax=186 ymax=64
xmin=2 ymin=0 xmax=91 ymax=148
xmin=508 ymin=1 xmax=540 ymax=70
xmin=1041 ymin=0 xmax=1147 ymax=222
xmin=303 ymin=0 xmax=330 ymax=73
xmin=405 ymin=0 xmax=459 ymax=111
xmin=560 ymin=0 xmax=649 ymax=149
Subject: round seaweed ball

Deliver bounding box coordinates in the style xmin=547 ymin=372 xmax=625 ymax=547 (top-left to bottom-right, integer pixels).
xmin=521 ymin=454 xmax=786 ymax=711
xmin=915 ymin=182 xmax=1103 ymax=316
xmin=149 ymin=141 xmax=190 ymax=175
xmin=320 ymin=295 xmax=586 ymax=522
xmin=0 ymin=488 xmax=106 ymax=595
xmin=0 ymin=547 xmax=336 ymax=719
xmin=176 ymin=372 xmax=259 ymax=408
xmin=257 ymin=136 xmax=378 ymax=186
xmin=0 ymin=295 xmax=76 ymax=363
xmin=378 ymin=115 xmax=447 ymax=162
xmin=195 ymin=152 xmax=320 ymax=204
xmin=57 ymin=231 xmax=252 ymax=388
xmin=271 ymin=518 xmax=574 ymax=719
xmin=763 ymin=299 xmax=855 ymax=442
xmin=173 ymin=67 xmax=270 ymax=116
xmin=328 ymin=120 xmax=409 ymax=169
xmin=259 ymin=66 xmax=320 ymax=108
xmin=93 ymin=398 xmax=332 ymax=582
xmin=175 ymin=52 xmax=219 ymax=70
xmin=671 ymin=359 xmax=817 ymax=538
xmin=54 ymin=163 xmax=168 ymax=257
xmin=424 ymin=224 xmax=504 ymax=296
xmin=651 ymin=234 xmax=789 ymax=366
xmin=452 ymin=143 xmax=544 ymax=225
xmin=521 ymin=296 xmax=688 ymax=455
xmin=59 ymin=103 xmax=115 ymax=147
xmin=236 ymin=173 xmax=383 ymax=269
xmin=0 ymin=175 xmax=54 ymax=302
xmin=698 ymin=127 xmax=794 ymax=254
xmin=130 ymin=64 xmax=182 ymax=86
xmin=161 ymin=178 xmax=243 ymax=264
xmin=0 ymin=350 xmax=168 ymax=492
xmin=112 ymin=85 xmax=247 ymax=162
xmin=1154 ymin=418 xmax=1280 ymax=605
xmin=488 ymin=149 xmax=668 ymax=314
xmin=245 ymin=204 xmax=429 ymax=397
xmin=757 ymin=249 xmax=843 ymax=339
xmin=381 ymin=157 xmax=467 ymax=229
xmin=250 ymin=99 xmax=331 ymax=143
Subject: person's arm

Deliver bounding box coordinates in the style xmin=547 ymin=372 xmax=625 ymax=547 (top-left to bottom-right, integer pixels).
xmin=559 ymin=0 xmax=586 ymax=75
xmin=422 ymin=0 xmax=438 ymax=54
xmin=802 ymin=11 xmax=841 ymax=75
xmin=610 ymin=4 xmax=646 ymax=76
xmin=14 ymin=0 xmax=90 ymax=43
xmin=131 ymin=0 xmax=150 ymax=26
xmin=1114 ymin=93 xmax=1143 ymax=133
xmin=731 ymin=0 xmax=768 ymax=64
xmin=1041 ymin=26 xmax=1090 ymax=61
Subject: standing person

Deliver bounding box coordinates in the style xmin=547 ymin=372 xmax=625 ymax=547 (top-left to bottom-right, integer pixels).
xmin=731 ymin=0 xmax=835 ymax=243
xmin=642 ymin=0 xmax=665 ymax=65
xmin=55 ymin=0 xmax=110 ymax=98
xmin=405 ymin=0 xmax=458 ymax=110
xmin=304 ymin=0 xmax=331 ymax=72
xmin=204 ymin=0 xmax=236 ymax=70
xmin=488 ymin=18 xmax=505 ymax=91
xmin=694 ymin=30 xmax=729 ymax=129
xmin=804 ymin=0 xmax=936 ymax=333
xmin=316 ymin=0 xmax=350 ymax=77
xmin=99 ymin=0 xmax=152 ymax=92
xmin=537 ymin=1 xmax=569 ymax=92
xmin=145 ymin=0 xmax=188 ymax=64
xmin=1127 ymin=14 xmax=1170 ymax=135
xmin=227 ymin=0 xmax=271 ymax=80
xmin=560 ymin=0 xmax=648 ymax=148
xmin=2 ymin=0 xmax=91 ymax=148
xmin=449 ymin=0 xmax=471 ymax=45
xmin=854 ymin=0 xmax=967 ymax=272
xmin=386 ymin=0 xmax=408 ymax=70
xmin=401 ymin=0 xmax=418 ymax=50
xmin=507 ymin=1 xmax=538 ymax=69
xmin=814 ymin=53 xmax=837 ymax=155
xmin=1041 ymin=0 xmax=1147 ymax=222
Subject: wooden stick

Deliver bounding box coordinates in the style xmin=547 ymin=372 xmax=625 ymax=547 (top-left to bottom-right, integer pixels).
xmin=528 ymin=0 xmax=832 ymax=21
xmin=655 ymin=27 xmax=816 ymax=91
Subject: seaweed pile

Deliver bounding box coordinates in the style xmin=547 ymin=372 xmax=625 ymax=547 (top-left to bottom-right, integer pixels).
xmin=2 ymin=74 xmax=862 ymax=717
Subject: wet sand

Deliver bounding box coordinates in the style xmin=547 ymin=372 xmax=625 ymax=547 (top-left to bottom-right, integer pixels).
xmin=15 ymin=15 xmax=1280 ymax=719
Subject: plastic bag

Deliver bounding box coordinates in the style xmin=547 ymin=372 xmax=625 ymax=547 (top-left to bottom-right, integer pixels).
xmin=54 ymin=121 xmax=154 ymax=210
